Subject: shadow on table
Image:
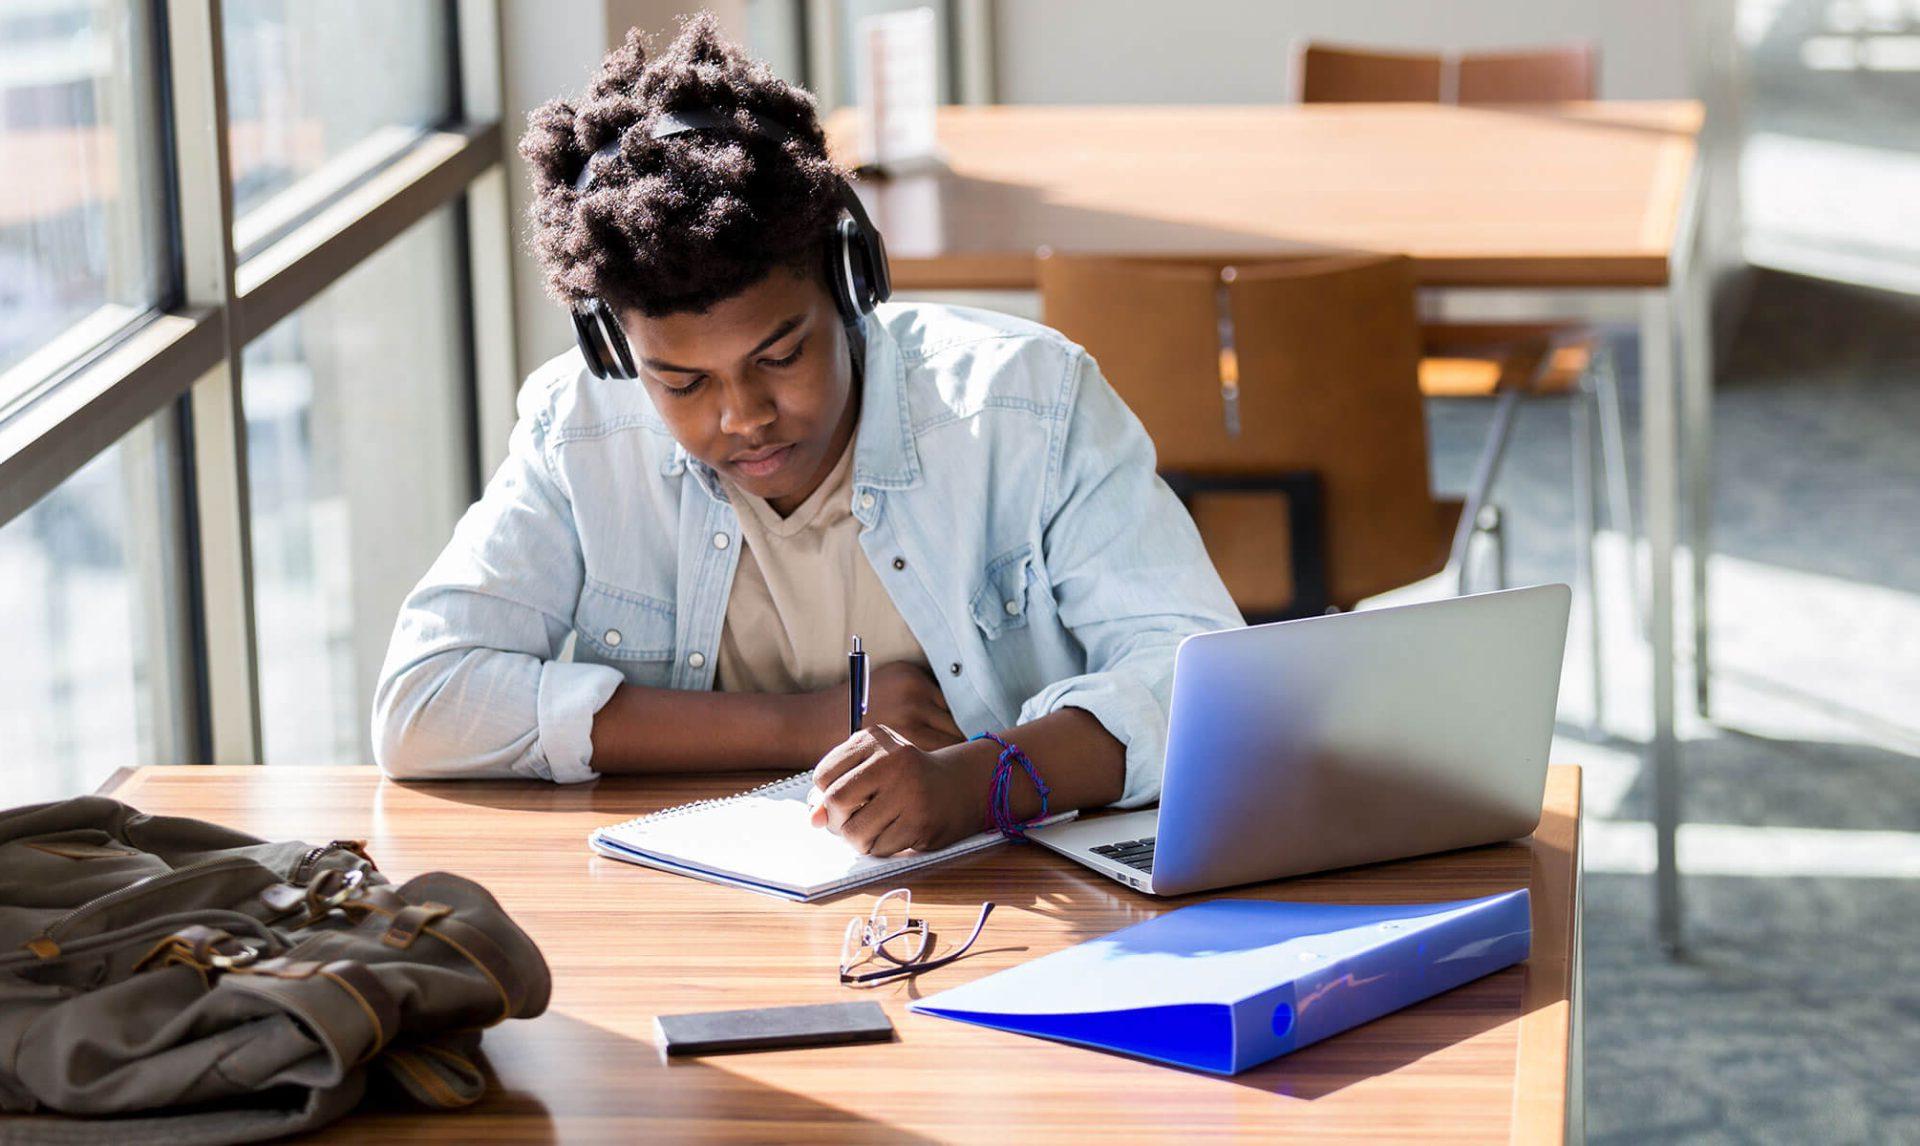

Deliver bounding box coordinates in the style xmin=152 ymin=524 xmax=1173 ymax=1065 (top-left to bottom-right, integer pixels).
xmin=308 ymin=1009 xmax=926 ymax=1143
xmin=385 ymin=771 xmax=798 ymax=816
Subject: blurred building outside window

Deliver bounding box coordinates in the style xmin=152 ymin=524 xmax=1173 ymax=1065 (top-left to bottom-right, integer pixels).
xmin=242 ymin=206 xmax=470 ymax=766
xmin=223 ymin=0 xmax=454 ymax=253
xmin=0 ymin=0 xmax=168 ymax=396
xmin=0 ymin=414 xmax=187 ymax=806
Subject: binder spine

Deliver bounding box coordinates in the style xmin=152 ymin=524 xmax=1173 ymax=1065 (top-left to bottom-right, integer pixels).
xmin=1230 ymin=981 xmax=1304 ymax=1073
xmin=1257 ymin=891 xmax=1532 ymax=1062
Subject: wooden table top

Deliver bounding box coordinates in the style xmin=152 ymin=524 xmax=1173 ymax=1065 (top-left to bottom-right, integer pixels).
xmin=92 ymin=764 xmax=1581 ymax=1143
xmin=826 ymin=102 xmax=1701 ymax=291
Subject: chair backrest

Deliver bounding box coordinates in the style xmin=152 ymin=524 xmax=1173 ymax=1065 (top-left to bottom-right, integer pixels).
xmin=1298 ymin=41 xmax=1598 ymax=104
xmin=1458 ymin=46 xmax=1596 ymax=102
xmin=1038 ymin=252 xmax=1445 ymax=612
xmin=1298 ymin=44 xmax=1445 ymax=103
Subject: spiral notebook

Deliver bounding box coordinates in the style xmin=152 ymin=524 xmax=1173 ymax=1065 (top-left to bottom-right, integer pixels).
xmin=588 ymin=773 xmax=1076 ymax=902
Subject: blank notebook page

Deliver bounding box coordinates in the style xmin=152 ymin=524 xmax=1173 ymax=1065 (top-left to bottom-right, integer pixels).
xmin=589 ymin=773 xmax=1070 ymax=901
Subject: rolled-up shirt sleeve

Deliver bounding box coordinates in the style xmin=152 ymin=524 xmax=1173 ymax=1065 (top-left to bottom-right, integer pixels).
xmin=371 ymin=376 xmax=620 ymax=782
xmin=1016 ymin=352 xmax=1243 ymax=807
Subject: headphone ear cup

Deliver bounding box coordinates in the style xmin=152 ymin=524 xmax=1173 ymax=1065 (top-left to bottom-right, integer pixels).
xmin=829 ymin=218 xmax=867 ymax=325
xmin=595 ymin=301 xmax=637 ymax=380
xmin=572 ymin=306 xmax=610 ymax=379
xmin=858 ymin=218 xmax=890 ymax=307
xmin=571 ymin=300 xmax=637 ymax=380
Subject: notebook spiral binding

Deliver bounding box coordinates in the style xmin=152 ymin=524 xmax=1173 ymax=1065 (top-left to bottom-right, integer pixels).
xmin=602 ymin=771 xmax=812 ymax=834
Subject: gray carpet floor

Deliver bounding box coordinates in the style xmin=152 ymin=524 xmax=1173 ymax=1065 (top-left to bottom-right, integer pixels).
xmin=1419 ymin=271 xmax=1920 ymax=1144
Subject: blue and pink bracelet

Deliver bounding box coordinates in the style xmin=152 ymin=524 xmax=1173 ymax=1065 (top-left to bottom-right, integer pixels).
xmin=970 ymin=731 xmax=1051 ymax=839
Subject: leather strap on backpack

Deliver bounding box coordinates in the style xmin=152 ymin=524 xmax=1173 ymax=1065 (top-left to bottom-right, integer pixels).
xmin=223 ymin=957 xmax=403 ymax=1068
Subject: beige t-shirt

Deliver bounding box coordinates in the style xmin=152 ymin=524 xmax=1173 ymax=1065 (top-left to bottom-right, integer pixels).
xmin=715 ymin=442 xmax=929 ymax=694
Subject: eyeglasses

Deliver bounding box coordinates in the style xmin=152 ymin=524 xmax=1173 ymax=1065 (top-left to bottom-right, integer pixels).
xmin=838 ymin=888 xmax=995 ymax=986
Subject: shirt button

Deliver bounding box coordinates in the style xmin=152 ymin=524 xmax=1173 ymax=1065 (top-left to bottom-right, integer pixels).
xmin=1004 ymin=599 xmax=1022 ymax=616
xmin=688 ymin=652 xmax=706 ymax=668
xmin=949 ymin=662 xmax=963 ymax=676
xmin=604 ymin=629 xmax=622 ymax=647
xmin=713 ymin=532 xmax=730 ymax=550
xmin=892 ymin=557 xmax=906 ymax=570
xmin=859 ymin=492 xmax=875 ymax=510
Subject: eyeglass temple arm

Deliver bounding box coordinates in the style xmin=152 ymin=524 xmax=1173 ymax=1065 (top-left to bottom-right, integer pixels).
xmin=840 ymin=902 xmax=997 ymax=984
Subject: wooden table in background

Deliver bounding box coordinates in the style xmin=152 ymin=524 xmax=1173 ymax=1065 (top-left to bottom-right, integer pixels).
xmin=828 ymin=102 xmax=1699 ymax=290
xmin=831 ymin=101 xmax=1701 ymax=950
xmin=89 ymin=764 xmax=1584 ymax=1143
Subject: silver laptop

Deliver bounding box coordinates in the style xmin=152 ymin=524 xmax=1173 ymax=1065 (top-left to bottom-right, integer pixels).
xmin=1028 ymin=584 xmax=1570 ymax=896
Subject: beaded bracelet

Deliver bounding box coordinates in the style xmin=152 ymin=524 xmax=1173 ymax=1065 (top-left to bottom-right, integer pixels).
xmin=970 ymin=731 xmax=1051 ymax=839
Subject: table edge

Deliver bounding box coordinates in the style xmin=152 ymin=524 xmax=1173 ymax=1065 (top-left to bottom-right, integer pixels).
xmin=1511 ymin=765 xmax=1583 ymax=1145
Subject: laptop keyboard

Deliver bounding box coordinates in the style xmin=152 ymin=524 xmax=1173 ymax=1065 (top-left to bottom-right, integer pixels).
xmin=1092 ymin=837 xmax=1155 ymax=873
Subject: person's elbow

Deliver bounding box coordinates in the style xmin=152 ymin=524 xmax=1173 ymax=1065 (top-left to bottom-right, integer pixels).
xmin=372 ymin=716 xmax=453 ymax=780
xmin=371 ymin=651 xmax=539 ymax=781
xmin=371 ymin=681 xmax=466 ymax=781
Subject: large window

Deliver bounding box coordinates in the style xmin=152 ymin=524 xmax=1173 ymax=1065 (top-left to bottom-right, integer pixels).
xmin=0 ymin=413 xmax=187 ymax=806
xmin=0 ymin=0 xmax=169 ymax=391
xmin=245 ymin=206 xmax=470 ymax=765
xmin=0 ymin=0 xmax=507 ymax=791
xmin=223 ymin=0 xmax=455 ymax=251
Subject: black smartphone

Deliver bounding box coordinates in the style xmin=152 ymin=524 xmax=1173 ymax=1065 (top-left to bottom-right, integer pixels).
xmin=655 ymin=1001 xmax=894 ymax=1056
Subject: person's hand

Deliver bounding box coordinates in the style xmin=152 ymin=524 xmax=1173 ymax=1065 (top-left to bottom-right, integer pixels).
xmin=801 ymin=661 xmax=965 ymax=758
xmin=807 ymin=725 xmax=983 ymax=856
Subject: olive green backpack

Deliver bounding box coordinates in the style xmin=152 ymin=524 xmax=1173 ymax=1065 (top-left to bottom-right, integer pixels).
xmin=0 ymin=796 xmax=550 ymax=1144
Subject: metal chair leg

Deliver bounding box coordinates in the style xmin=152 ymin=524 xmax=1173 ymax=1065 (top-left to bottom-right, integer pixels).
xmin=1483 ymin=504 xmax=1508 ymax=591
xmin=1593 ymin=341 xmax=1644 ymax=632
xmin=1450 ymin=386 xmax=1525 ymax=595
xmin=1573 ymin=383 xmax=1604 ymax=736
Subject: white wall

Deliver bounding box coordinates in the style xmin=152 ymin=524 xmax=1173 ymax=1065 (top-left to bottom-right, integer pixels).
xmin=991 ymin=0 xmax=1695 ymax=103
xmin=499 ymin=0 xmax=749 ymax=381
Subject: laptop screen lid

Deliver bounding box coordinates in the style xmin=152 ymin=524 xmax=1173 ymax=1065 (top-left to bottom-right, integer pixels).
xmin=1148 ymin=585 xmax=1571 ymax=897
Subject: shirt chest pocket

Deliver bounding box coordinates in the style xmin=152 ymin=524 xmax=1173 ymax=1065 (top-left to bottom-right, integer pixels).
xmin=573 ymin=581 xmax=677 ymax=663
xmin=969 ymin=544 xmax=1038 ymax=640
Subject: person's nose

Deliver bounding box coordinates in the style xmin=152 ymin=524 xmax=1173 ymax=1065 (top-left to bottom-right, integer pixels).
xmin=716 ymin=377 xmax=778 ymax=439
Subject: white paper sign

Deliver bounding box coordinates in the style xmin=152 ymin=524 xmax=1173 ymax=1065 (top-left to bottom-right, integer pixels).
xmin=856 ymin=7 xmax=940 ymax=170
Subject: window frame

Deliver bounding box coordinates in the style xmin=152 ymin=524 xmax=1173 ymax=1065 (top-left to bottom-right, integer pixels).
xmin=0 ymin=0 xmax=515 ymax=767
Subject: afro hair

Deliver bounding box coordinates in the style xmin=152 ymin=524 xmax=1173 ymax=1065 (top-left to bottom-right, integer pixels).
xmin=518 ymin=13 xmax=847 ymax=317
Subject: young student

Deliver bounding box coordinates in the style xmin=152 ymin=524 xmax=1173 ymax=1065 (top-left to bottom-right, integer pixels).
xmin=372 ymin=16 xmax=1240 ymax=857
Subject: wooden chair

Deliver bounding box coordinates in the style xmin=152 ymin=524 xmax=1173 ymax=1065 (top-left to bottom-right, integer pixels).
xmin=1297 ymin=39 xmax=1628 ymax=728
xmin=1297 ymin=43 xmax=1598 ymax=105
xmin=1038 ymin=251 xmax=1463 ymax=620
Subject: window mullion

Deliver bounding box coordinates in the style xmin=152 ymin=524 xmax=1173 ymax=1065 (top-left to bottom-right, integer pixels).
xmin=165 ymin=0 xmax=262 ymax=766
xmin=456 ymin=0 xmax=516 ymax=481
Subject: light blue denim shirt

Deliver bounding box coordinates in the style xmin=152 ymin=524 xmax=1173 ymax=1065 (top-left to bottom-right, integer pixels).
xmin=372 ymin=302 xmax=1241 ymax=806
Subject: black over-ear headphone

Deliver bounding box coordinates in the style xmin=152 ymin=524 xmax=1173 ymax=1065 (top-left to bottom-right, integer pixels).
xmin=568 ymin=108 xmax=892 ymax=381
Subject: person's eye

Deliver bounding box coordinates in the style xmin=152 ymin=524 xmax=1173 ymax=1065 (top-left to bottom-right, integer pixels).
xmin=760 ymin=339 xmax=807 ymax=369
xmin=662 ymin=375 xmax=707 ymax=398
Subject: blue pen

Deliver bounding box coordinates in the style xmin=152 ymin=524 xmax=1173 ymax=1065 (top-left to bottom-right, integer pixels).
xmin=848 ymin=635 xmax=869 ymax=735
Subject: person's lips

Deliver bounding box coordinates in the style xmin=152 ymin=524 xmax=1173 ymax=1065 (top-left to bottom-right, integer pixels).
xmin=730 ymin=442 xmax=795 ymax=478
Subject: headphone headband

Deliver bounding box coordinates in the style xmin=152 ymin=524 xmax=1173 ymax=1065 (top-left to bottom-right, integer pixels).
xmin=573 ymin=109 xmax=804 ymax=191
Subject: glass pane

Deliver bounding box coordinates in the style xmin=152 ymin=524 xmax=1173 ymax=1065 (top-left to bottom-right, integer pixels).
xmin=0 ymin=414 xmax=186 ymax=805
xmin=243 ymin=206 xmax=470 ymax=766
xmin=224 ymin=0 xmax=454 ymax=244
xmin=0 ymin=0 xmax=168 ymax=390
xmin=1737 ymin=0 xmax=1920 ymax=288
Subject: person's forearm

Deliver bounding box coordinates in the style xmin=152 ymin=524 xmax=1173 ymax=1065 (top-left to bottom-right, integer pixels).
xmin=589 ymin=684 xmax=824 ymax=773
xmin=944 ymin=707 xmax=1126 ymax=823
